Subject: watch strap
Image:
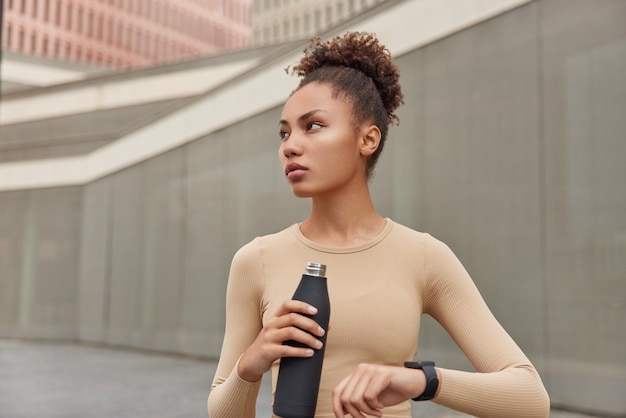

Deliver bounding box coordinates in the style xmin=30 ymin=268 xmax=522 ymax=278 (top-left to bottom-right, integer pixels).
xmin=404 ymin=361 xmax=438 ymax=401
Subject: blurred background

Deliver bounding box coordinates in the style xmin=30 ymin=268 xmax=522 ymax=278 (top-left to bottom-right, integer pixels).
xmin=1 ymin=0 xmax=625 ymax=417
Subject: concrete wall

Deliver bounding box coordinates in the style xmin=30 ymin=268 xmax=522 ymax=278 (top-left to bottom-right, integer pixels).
xmin=0 ymin=187 xmax=82 ymax=339
xmin=0 ymin=1 xmax=624 ymax=415
xmin=73 ymin=110 xmax=308 ymax=358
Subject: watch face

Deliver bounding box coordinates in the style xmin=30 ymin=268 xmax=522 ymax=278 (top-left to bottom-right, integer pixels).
xmin=403 ymin=361 xmax=435 ymax=369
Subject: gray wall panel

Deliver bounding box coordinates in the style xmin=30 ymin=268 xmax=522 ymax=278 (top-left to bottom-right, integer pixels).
xmin=140 ymin=150 xmax=186 ymax=353
xmin=107 ymin=165 xmax=145 ymax=347
xmin=412 ymin=3 xmax=546 ymax=362
xmin=30 ymin=187 xmax=82 ymax=338
xmin=15 ymin=188 xmax=82 ymax=339
xmin=541 ymin=0 xmax=626 ymax=414
xmin=0 ymin=191 xmax=28 ymax=337
xmin=385 ymin=49 xmax=426 ymax=230
xmin=183 ymin=129 xmax=232 ymax=357
xmin=78 ymin=178 xmax=112 ymax=343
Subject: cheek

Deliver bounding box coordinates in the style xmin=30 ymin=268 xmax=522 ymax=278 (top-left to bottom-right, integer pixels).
xmin=333 ymin=135 xmax=362 ymax=163
xmin=320 ymin=140 xmax=361 ymax=174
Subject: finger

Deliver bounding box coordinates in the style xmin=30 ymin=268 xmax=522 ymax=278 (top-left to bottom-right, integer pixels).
xmin=275 ymin=299 xmax=318 ymax=317
xmin=275 ymin=344 xmax=315 ymax=359
xmin=332 ymin=378 xmax=347 ymax=418
xmin=348 ymin=372 xmax=383 ymax=417
xmin=274 ymin=311 xmax=326 ymax=338
xmin=275 ymin=325 xmax=323 ymax=351
xmin=271 ymin=301 xmax=326 ymax=338
xmin=362 ymin=373 xmax=386 ymax=411
xmin=257 ymin=333 xmax=314 ymax=361
xmin=337 ymin=371 xmax=369 ymax=418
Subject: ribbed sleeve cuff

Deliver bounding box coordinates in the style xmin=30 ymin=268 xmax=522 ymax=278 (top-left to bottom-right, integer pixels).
xmin=208 ymin=357 xmax=262 ymax=418
xmin=432 ymin=367 xmax=550 ymax=418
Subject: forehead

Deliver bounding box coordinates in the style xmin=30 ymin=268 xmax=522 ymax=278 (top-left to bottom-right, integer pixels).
xmin=281 ymin=82 xmax=351 ymax=120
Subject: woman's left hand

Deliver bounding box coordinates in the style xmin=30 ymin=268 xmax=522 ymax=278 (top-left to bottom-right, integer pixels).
xmin=332 ymin=363 xmax=426 ymax=418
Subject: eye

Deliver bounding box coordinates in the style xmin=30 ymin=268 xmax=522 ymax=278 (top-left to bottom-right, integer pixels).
xmin=279 ymin=130 xmax=290 ymax=141
xmin=307 ymin=121 xmax=323 ymax=131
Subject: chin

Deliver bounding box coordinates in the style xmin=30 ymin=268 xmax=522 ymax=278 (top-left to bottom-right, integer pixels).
xmin=289 ymin=184 xmax=316 ymax=198
xmin=291 ymin=189 xmax=314 ymax=198
xmin=289 ymin=181 xmax=342 ymax=199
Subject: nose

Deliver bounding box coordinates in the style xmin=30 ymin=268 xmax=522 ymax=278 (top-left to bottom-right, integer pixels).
xmin=281 ymin=132 xmax=302 ymax=159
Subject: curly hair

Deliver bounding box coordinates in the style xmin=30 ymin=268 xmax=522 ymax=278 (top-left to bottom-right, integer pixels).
xmin=289 ymin=32 xmax=404 ymax=178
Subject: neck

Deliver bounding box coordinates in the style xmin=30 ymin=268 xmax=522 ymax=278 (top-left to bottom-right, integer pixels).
xmin=300 ymin=184 xmax=385 ymax=247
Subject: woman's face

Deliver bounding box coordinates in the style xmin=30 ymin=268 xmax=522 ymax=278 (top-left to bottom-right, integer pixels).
xmin=278 ymin=82 xmax=371 ymax=198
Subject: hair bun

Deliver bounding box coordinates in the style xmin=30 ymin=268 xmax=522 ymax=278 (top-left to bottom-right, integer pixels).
xmin=291 ymin=32 xmax=404 ymax=125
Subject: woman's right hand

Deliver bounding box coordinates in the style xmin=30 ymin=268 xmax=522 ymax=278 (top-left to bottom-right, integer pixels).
xmin=237 ymin=300 xmax=326 ymax=382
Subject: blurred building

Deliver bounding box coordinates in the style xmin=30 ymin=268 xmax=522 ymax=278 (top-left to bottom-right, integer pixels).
xmin=1 ymin=0 xmax=252 ymax=69
xmin=250 ymin=0 xmax=385 ymax=45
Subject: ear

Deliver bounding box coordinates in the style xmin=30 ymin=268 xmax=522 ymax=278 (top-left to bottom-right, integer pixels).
xmin=359 ymin=124 xmax=381 ymax=157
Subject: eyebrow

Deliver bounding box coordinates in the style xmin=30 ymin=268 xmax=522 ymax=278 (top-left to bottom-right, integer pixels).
xmin=279 ymin=109 xmax=327 ymax=126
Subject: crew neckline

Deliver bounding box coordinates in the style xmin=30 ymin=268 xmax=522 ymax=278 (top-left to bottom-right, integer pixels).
xmin=291 ymin=218 xmax=394 ymax=254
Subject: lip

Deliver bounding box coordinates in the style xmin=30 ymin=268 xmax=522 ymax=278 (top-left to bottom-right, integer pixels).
xmin=285 ymin=163 xmax=308 ymax=179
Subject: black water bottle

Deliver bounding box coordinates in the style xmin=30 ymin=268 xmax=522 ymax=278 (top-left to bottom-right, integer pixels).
xmin=273 ymin=262 xmax=330 ymax=418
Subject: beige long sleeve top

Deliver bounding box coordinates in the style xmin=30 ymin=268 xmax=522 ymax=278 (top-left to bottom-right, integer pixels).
xmin=208 ymin=219 xmax=549 ymax=417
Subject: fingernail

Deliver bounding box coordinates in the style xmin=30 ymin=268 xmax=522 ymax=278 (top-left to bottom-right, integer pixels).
xmin=315 ymin=340 xmax=323 ymax=349
xmin=308 ymin=305 xmax=318 ymax=314
xmin=318 ymin=327 xmax=325 ymax=336
xmin=305 ymin=349 xmax=314 ymax=356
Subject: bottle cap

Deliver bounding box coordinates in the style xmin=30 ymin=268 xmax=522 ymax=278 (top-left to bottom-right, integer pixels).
xmin=305 ymin=262 xmax=326 ymax=277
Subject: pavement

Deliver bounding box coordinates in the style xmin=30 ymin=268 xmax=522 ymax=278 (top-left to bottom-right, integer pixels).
xmin=0 ymin=339 xmax=603 ymax=418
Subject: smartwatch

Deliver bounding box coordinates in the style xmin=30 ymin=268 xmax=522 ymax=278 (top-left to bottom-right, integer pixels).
xmin=404 ymin=361 xmax=438 ymax=401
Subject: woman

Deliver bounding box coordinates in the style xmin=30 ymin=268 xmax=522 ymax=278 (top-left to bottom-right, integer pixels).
xmin=208 ymin=32 xmax=549 ymax=418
